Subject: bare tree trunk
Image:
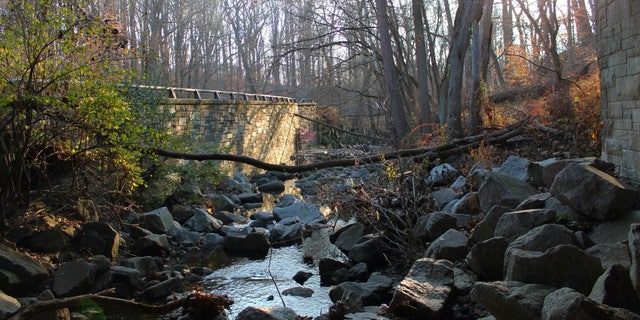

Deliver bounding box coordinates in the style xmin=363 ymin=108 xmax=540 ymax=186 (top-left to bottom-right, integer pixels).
xmin=446 ymin=0 xmax=484 ymax=139
xmin=375 ymin=0 xmax=408 ymax=141
xmin=412 ymin=0 xmax=432 ymax=130
xmin=571 ymin=0 xmax=594 ymax=46
xmin=469 ymin=0 xmax=494 ymax=134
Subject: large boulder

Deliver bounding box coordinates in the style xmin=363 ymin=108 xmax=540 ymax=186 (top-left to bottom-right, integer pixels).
xmin=223 ymin=228 xmax=271 ymax=257
xmin=466 ymin=237 xmax=508 ymax=281
xmin=52 ymin=261 xmax=96 ymax=297
xmin=271 ymin=217 xmax=303 ymax=246
xmin=236 ymin=306 xmax=298 ymax=320
xmin=504 ymin=244 xmax=603 ymax=294
xmin=550 ymin=162 xmax=637 ymax=221
xmin=542 ymin=287 xmax=640 ymax=320
xmin=319 ymin=258 xmax=351 ymax=286
xmin=470 ymin=281 xmax=555 ymax=320
xmin=332 ymin=223 xmax=366 ymax=253
xmin=586 ymin=242 xmax=631 ymax=270
xmin=412 ymin=212 xmax=457 ymax=243
xmin=426 ymin=163 xmax=460 ymax=187
xmin=78 ymin=222 xmax=121 ymax=260
xmin=328 ymin=273 xmax=394 ymax=313
xmin=425 ymin=229 xmax=469 ymax=262
xmin=130 ymin=234 xmax=171 ymax=257
xmin=503 ymin=224 xmax=579 ymax=270
xmin=477 ymin=171 xmax=538 ymax=212
xmin=136 ymin=207 xmax=175 ymax=234
xmin=493 ymin=209 xmax=556 ymax=242
xmin=0 ymin=247 xmax=49 ymax=296
xmin=348 ymin=234 xmax=385 ymax=267
xmin=389 ymin=258 xmax=454 ymax=320
xmin=184 ymin=208 xmax=223 ymax=233
xmin=497 ymin=155 xmax=543 ymax=187
xmin=432 ymin=188 xmax=460 ymax=210
xmin=589 ymin=264 xmax=640 ymax=314
xmin=0 ymin=290 xmax=20 ymax=319
xmin=273 ymin=202 xmax=324 ymax=225
xmin=470 ymin=205 xmax=512 ymax=243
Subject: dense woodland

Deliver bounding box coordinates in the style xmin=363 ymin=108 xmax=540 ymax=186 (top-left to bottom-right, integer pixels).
xmin=0 ymin=0 xmax=600 ymax=230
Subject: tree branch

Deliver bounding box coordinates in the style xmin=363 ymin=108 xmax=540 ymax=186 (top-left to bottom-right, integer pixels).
xmin=152 ymin=117 xmax=530 ymax=173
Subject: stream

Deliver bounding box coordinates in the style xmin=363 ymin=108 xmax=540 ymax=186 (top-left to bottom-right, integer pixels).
xmin=199 ymin=225 xmax=348 ymax=319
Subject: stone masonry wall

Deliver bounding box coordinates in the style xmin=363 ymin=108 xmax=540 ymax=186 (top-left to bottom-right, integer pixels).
xmin=597 ymin=0 xmax=640 ymax=181
xmin=163 ymin=100 xmax=314 ymax=176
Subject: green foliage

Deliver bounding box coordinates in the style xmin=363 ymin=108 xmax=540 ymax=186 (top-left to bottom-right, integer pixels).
xmin=0 ymin=0 xmax=170 ymax=226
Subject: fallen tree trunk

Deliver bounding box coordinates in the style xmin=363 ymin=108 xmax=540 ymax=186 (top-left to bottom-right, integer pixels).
xmin=8 ymin=289 xmax=184 ymax=320
xmin=153 ymin=117 xmax=530 ymax=173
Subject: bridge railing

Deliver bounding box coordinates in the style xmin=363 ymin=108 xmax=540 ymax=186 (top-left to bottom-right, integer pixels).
xmin=130 ymin=85 xmax=303 ymax=103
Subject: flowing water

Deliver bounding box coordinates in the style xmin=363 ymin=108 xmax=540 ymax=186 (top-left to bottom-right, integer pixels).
xmin=201 ymin=228 xmax=347 ymax=319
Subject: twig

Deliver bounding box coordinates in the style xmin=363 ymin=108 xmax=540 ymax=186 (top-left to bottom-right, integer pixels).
xmin=267 ymin=246 xmax=286 ymax=308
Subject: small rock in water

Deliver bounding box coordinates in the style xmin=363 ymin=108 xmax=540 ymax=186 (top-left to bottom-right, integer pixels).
xmin=293 ymin=271 xmax=313 ymax=285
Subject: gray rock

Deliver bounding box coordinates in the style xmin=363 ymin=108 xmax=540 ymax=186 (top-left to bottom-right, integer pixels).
xmin=169 ymin=205 xmax=195 ymax=224
xmin=466 ymin=237 xmax=508 ymax=281
xmin=541 ymin=287 xmax=640 ymax=320
xmin=249 ymin=211 xmax=275 ymax=228
xmin=470 ymin=205 xmax=512 ymax=243
xmin=348 ymin=262 xmax=369 ymax=282
xmin=450 ymin=176 xmax=468 ymax=193
xmin=210 ymin=194 xmax=236 ymax=212
xmin=21 ymin=229 xmax=68 ymax=253
xmin=236 ymin=306 xmax=298 ymax=320
xmin=143 ymin=277 xmax=182 ymax=301
xmin=494 ymin=209 xmax=556 ymax=242
xmin=589 ymin=264 xmax=640 ymax=314
xmin=505 ymin=245 xmax=603 ymax=294
xmin=124 ymin=256 xmax=164 ymax=274
xmin=257 ymin=180 xmax=286 ymax=194
xmin=425 ymin=229 xmax=469 ymax=262
xmin=329 ymin=272 xmax=394 ymax=312
xmin=79 ymin=222 xmax=121 ymax=260
xmin=426 ymin=163 xmax=460 ymax=187
xmin=477 ymin=171 xmax=538 ymax=212
xmin=630 ymin=223 xmax=640 ymax=297
xmin=497 ymin=155 xmax=543 ymax=187
xmin=515 ymin=192 xmax=552 ymax=211
xmin=271 ymin=217 xmax=303 ymax=246
xmin=0 ymin=290 xmax=20 ymax=319
xmin=453 ymin=267 xmax=477 ymax=294
xmin=470 ymin=281 xmax=555 ymax=320
xmin=282 ymin=286 xmax=314 ymax=297
xmin=450 ymin=192 xmax=481 ymax=215
xmin=136 ymin=207 xmax=175 ymax=234
xmin=130 ymin=234 xmax=170 ymax=257
xmin=203 ymin=233 xmax=225 ymax=249
xmin=184 ymin=208 xmax=223 ymax=233
xmin=238 ymin=192 xmax=263 ymax=203
xmin=550 ymin=162 xmax=638 ymax=221
xmin=110 ymin=266 xmax=143 ymax=292
xmin=53 ymin=261 xmax=97 ymax=297
xmin=589 ymin=210 xmax=640 ymax=244
xmin=537 ymin=158 xmax=571 ymax=188
xmin=0 ymin=247 xmax=49 ymax=296
xmin=586 ymin=242 xmax=631 ymax=269
xmin=168 ymin=226 xmax=202 ymax=245
xmin=292 ymin=271 xmax=312 ymax=285
xmin=504 ymin=224 xmax=579 ymax=270
xmin=223 ymin=228 xmax=271 ymax=257
xmin=333 ymin=223 xmax=366 ymax=253
xmin=348 ymin=234 xmax=385 ymax=267
xmin=275 ymin=194 xmax=303 ymax=208
xmin=214 ymin=211 xmax=248 ymax=225
xmin=412 ymin=212 xmax=457 ymax=242
xmin=432 ymin=188 xmax=460 ymax=210
xmin=273 ymin=202 xmax=324 ymax=225
xmin=389 ymin=258 xmax=454 ymax=320
xmin=319 ymin=258 xmax=350 ymax=286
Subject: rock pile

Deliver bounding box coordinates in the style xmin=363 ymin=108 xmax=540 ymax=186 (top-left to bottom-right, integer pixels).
xmin=2 ymin=155 xmax=640 ymax=320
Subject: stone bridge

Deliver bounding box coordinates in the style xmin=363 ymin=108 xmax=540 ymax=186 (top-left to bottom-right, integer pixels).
xmin=139 ymin=86 xmax=316 ymax=176
xmin=597 ymin=0 xmax=640 ymax=182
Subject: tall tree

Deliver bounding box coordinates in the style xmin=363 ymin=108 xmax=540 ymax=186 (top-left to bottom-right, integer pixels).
xmin=375 ymin=0 xmax=408 ymax=140
xmin=412 ymin=0 xmax=432 ymax=129
xmin=446 ymin=0 xmax=484 ymax=139
xmin=469 ymin=0 xmax=494 ymax=134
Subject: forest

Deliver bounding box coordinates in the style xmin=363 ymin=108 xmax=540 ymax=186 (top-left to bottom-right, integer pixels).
xmin=0 ymin=0 xmax=599 ymax=247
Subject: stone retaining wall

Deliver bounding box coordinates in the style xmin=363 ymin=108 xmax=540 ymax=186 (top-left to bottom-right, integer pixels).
xmin=597 ymin=0 xmax=640 ymax=181
xmin=161 ymin=100 xmax=316 ymax=176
